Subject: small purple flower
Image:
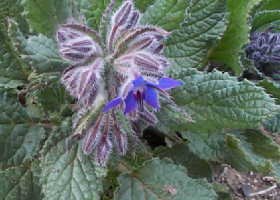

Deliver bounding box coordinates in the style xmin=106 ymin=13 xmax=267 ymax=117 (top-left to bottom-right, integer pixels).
xmin=103 ymin=76 xmax=183 ymax=114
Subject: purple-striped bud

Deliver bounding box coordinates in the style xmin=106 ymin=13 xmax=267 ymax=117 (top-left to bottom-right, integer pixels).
xmin=61 ymin=58 xmax=104 ymax=106
xmin=125 ymin=10 xmax=140 ymax=29
xmin=134 ymin=52 xmax=162 ymax=70
xmin=112 ymin=113 xmax=128 ymax=155
xmin=107 ymin=1 xmax=133 ymax=51
xmin=113 ymin=1 xmax=132 ymax=27
xmin=113 ymin=26 xmax=169 ymax=57
xmin=126 ymin=36 xmax=153 ymax=53
xmin=95 ymin=138 xmax=112 ymax=166
xmin=94 ymin=114 xmax=112 ymax=165
xmin=57 ymin=27 xmax=103 ymax=64
xmin=82 ymin=115 xmax=104 ymax=155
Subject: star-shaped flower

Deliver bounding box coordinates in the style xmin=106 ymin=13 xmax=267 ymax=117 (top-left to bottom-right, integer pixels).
xmin=103 ymin=76 xmax=183 ymax=114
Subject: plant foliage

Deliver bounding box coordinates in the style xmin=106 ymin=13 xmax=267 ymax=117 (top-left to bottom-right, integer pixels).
xmin=1 ymin=0 xmax=280 ymax=199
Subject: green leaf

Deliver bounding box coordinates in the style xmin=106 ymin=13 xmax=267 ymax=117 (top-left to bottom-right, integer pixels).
xmin=252 ymin=10 xmax=280 ymax=31
xmin=80 ymin=0 xmax=155 ymax=31
xmin=209 ymin=0 xmax=262 ymax=75
xmin=156 ymin=144 xmax=212 ymax=179
xmin=164 ymin=0 xmax=227 ymax=76
xmin=238 ymin=129 xmax=280 ymax=160
xmin=135 ymin=0 xmax=156 ymax=12
xmin=22 ymin=34 xmax=67 ymax=73
xmin=80 ymin=0 xmax=129 ymax=31
xmin=258 ymin=79 xmax=280 ymax=104
xmin=0 ymin=77 xmax=24 ymax=90
xmin=27 ymin=78 xmax=72 ymax=115
xmin=0 ymin=0 xmax=22 ymax=22
xmin=256 ymin=0 xmax=280 ymax=11
xmin=79 ymin=0 xmax=113 ymax=31
xmin=184 ymin=132 xmax=224 ymax=162
xmin=0 ymin=46 xmax=25 ymax=81
xmin=0 ymin=124 xmax=46 ymax=168
xmin=114 ymin=158 xmax=218 ymax=200
xmin=262 ymin=112 xmax=280 ymax=133
xmin=0 ymin=166 xmax=41 ymax=200
xmin=225 ymin=133 xmax=272 ymax=173
xmin=21 ymin=0 xmax=75 ymax=36
xmin=183 ymin=130 xmax=280 ymax=173
xmin=272 ymin=162 xmax=280 ymax=181
xmin=156 ymin=105 xmax=193 ymax=135
xmin=40 ymin=124 xmax=105 ymax=200
xmin=0 ymin=93 xmax=47 ymax=169
xmin=0 ymin=22 xmax=29 ymax=82
xmin=140 ymin=0 xmax=189 ymax=31
xmin=173 ymin=69 xmax=278 ymax=133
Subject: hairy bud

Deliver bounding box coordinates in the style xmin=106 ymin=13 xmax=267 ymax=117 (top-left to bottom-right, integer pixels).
xmin=246 ymin=30 xmax=280 ymax=80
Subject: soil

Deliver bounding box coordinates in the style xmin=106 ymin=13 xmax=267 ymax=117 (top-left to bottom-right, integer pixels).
xmin=215 ymin=165 xmax=280 ymax=200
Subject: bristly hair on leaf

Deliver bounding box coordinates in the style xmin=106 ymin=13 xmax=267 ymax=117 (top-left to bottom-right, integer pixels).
xmin=56 ymin=0 xmax=185 ymax=165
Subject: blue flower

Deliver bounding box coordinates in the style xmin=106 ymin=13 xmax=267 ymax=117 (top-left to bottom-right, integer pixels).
xmin=103 ymin=76 xmax=183 ymax=114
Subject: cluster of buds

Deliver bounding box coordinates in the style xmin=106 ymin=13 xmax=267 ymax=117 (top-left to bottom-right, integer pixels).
xmin=245 ymin=29 xmax=280 ymax=80
xmin=57 ymin=0 xmax=183 ymax=165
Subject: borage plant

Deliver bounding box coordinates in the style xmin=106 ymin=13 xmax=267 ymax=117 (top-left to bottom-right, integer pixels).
xmin=57 ymin=1 xmax=183 ymax=165
xmin=2 ymin=0 xmax=280 ymax=199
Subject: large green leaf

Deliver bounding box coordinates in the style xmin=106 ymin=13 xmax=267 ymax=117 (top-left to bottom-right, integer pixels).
xmin=164 ymin=0 xmax=227 ymax=76
xmin=21 ymin=0 xmax=75 ymax=36
xmin=0 ymin=45 xmax=25 ymax=81
xmin=0 ymin=93 xmax=47 ymax=169
xmin=140 ymin=0 xmax=189 ymax=31
xmin=224 ymin=133 xmax=272 ymax=173
xmin=255 ymin=0 xmax=280 ymax=11
xmin=79 ymin=0 xmax=114 ymax=31
xmin=0 ymin=22 xmax=29 ymax=82
xmin=258 ymin=80 xmax=280 ymax=104
xmin=156 ymin=145 xmax=212 ymax=179
xmin=22 ymin=34 xmax=67 ymax=73
xmin=0 ymin=77 xmax=24 ymax=91
xmin=0 ymin=93 xmax=45 ymax=199
xmin=30 ymin=80 xmax=71 ymax=115
xmin=0 ymin=166 xmax=41 ymax=200
xmin=252 ymin=10 xmax=280 ymax=31
xmin=135 ymin=0 xmax=156 ymax=12
xmin=239 ymin=129 xmax=280 ymax=160
xmin=172 ymin=69 xmax=278 ymax=133
xmin=0 ymin=0 xmax=22 ymax=22
xmin=0 ymin=124 xmax=46 ymax=168
xmin=40 ymin=123 xmax=104 ymax=200
xmin=21 ymin=73 xmax=72 ymax=119
xmin=114 ymin=158 xmax=217 ymax=200
xmin=209 ymin=0 xmax=262 ymax=75
xmin=183 ymin=129 xmax=280 ymax=173
xmin=262 ymin=112 xmax=280 ymax=134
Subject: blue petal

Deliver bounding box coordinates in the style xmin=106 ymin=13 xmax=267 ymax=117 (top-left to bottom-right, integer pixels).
xmin=145 ymin=81 xmax=158 ymax=88
xmin=144 ymin=87 xmax=160 ymax=109
xmin=132 ymin=76 xmax=146 ymax=87
xmin=102 ymin=97 xmax=122 ymax=112
xmin=124 ymin=91 xmax=137 ymax=114
xmin=158 ymin=77 xmax=183 ymax=90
